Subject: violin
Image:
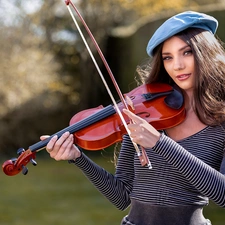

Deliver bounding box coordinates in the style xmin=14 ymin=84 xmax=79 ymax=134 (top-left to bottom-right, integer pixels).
xmin=2 ymin=1 xmax=186 ymax=175
xmin=2 ymin=82 xmax=185 ymax=176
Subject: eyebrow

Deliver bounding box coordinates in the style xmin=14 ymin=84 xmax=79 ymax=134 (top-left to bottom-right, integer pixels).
xmin=162 ymin=45 xmax=190 ymax=55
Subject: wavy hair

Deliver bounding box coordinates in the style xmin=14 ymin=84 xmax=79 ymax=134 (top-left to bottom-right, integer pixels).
xmin=137 ymin=28 xmax=225 ymax=126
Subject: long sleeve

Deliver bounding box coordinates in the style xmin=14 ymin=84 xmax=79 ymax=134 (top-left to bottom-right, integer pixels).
xmin=72 ymin=125 xmax=225 ymax=209
xmin=73 ymin=136 xmax=136 ymax=210
xmin=152 ymin=133 xmax=225 ymax=207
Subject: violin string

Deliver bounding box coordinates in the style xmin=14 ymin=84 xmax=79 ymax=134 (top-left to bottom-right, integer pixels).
xmin=29 ymin=105 xmax=116 ymax=151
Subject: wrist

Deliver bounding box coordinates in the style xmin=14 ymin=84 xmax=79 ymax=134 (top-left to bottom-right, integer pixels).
xmin=152 ymin=132 xmax=164 ymax=149
xmin=68 ymin=147 xmax=82 ymax=164
xmin=74 ymin=148 xmax=81 ymax=159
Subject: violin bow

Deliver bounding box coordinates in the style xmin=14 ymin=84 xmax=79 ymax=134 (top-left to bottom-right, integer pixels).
xmin=65 ymin=0 xmax=152 ymax=169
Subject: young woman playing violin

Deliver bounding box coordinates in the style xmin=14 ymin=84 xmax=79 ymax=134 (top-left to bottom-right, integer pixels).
xmin=41 ymin=11 xmax=225 ymax=225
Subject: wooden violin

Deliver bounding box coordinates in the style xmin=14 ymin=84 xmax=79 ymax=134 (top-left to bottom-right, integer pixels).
xmin=2 ymin=82 xmax=185 ymax=176
xmin=2 ymin=1 xmax=186 ymax=175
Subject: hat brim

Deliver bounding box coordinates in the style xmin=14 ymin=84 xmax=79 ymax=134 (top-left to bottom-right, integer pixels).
xmin=146 ymin=11 xmax=218 ymax=57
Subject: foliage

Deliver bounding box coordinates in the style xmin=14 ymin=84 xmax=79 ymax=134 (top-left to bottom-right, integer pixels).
xmin=0 ymin=0 xmax=222 ymax=115
xmin=0 ymin=0 xmax=224 ymax=154
xmin=83 ymin=0 xmax=223 ymax=26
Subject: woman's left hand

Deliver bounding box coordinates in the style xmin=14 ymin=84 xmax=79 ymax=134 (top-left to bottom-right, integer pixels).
xmin=123 ymin=109 xmax=161 ymax=148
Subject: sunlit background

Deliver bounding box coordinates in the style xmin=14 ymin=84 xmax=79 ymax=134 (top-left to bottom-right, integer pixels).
xmin=0 ymin=0 xmax=225 ymax=224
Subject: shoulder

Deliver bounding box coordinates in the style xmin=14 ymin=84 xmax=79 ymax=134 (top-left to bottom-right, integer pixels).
xmin=207 ymin=124 xmax=225 ymax=138
xmin=207 ymin=124 xmax=225 ymax=150
xmin=221 ymin=121 xmax=225 ymax=129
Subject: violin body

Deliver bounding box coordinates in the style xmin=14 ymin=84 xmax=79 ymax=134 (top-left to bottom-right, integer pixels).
xmin=70 ymin=83 xmax=185 ymax=150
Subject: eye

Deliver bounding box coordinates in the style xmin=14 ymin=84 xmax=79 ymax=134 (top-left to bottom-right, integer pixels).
xmin=162 ymin=56 xmax=172 ymax=61
xmin=184 ymin=49 xmax=192 ymax=55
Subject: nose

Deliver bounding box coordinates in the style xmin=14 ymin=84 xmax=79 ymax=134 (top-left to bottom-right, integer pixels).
xmin=173 ymin=57 xmax=185 ymax=71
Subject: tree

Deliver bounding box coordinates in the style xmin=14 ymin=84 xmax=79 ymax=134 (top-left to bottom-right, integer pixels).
xmin=0 ymin=0 xmax=224 ymax=155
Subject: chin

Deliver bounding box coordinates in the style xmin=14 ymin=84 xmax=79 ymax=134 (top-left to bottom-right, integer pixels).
xmin=176 ymin=81 xmax=194 ymax=91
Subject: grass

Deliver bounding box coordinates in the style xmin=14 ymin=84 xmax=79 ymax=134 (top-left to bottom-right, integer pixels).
xmin=1 ymin=152 xmax=225 ymax=225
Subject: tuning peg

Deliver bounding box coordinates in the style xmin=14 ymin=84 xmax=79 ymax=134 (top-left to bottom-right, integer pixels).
xmin=30 ymin=159 xmax=37 ymax=166
xmin=10 ymin=158 xmax=18 ymax=163
xmin=17 ymin=148 xmax=25 ymax=155
xmin=22 ymin=165 xmax=28 ymax=175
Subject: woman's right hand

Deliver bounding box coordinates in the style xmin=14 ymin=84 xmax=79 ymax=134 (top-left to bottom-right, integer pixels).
xmin=40 ymin=131 xmax=81 ymax=161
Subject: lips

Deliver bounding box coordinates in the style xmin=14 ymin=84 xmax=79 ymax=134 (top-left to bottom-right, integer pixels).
xmin=176 ymin=74 xmax=191 ymax=81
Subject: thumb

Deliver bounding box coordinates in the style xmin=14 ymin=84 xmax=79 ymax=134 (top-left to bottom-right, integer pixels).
xmin=40 ymin=135 xmax=50 ymax=141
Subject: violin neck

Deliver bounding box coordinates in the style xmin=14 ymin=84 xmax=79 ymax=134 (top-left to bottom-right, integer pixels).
xmin=29 ymin=105 xmax=116 ymax=152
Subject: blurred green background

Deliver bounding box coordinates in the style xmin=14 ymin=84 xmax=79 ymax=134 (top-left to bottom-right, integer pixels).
xmin=1 ymin=153 xmax=225 ymax=225
xmin=1 ymin=0 xmax=225 ymax=224
xmin=1 ymin=153 xmax=128 ymax=225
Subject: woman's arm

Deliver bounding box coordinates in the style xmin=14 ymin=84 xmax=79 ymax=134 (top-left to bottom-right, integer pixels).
xmin=152 ymin=133 xmax=225 ymax=208
xmin=73 ymin=135 xmax=135 ymax=210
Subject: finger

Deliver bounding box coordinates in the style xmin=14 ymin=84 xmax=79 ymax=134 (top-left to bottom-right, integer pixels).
xmin=123 ymin=109 xmax=143 ymax=124
xmin=57 ymin=134 xmax=74 ymax=154
xmin=46 ymin=135 xmax=58 ymax=153
xmin=57 ymin=135 xmax=75 ymax=160
xmin=50 ymin=132 xmax=71 ymax=151
xmin=127 ymin=123 xmax=140 ymax=132
xmin=53 ymin=134 xmax=74 ymax=160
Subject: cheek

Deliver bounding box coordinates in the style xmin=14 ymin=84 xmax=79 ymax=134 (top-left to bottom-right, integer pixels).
xmin=163 ymin=62 xmax=173 ymax=77
xmin=190 ymin=58 xmax=195 ymax=72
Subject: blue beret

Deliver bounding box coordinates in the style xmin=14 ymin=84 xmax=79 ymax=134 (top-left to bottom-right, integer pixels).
xmin=146 ymin=11 xmax=218 ymax=57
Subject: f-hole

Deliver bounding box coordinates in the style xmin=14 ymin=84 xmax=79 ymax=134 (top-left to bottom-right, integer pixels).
xmin=136 ymin=112 xmax=150 ymax=118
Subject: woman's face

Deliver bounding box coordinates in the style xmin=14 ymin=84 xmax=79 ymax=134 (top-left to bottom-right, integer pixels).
xmin=162 ymin=36 xmax=195 ymax=92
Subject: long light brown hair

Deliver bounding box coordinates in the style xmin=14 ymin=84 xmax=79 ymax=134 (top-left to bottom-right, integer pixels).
xmin=137 ymin=28 xmax=225 ymax=126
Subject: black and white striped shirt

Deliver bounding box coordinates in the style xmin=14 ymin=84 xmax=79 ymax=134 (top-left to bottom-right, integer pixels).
xmin=74 ymin=124 xmax=225 ymax=211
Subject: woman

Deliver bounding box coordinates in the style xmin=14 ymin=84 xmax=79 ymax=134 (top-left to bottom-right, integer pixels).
xmin=41 ymin=11 xmax=225 ymax=225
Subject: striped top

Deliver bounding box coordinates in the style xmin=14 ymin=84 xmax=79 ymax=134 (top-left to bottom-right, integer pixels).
xmin=74 ymin=124 xmax=225 ymax=211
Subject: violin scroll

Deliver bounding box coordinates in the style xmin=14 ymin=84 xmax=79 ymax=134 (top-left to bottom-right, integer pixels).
xmin=2 ymin=148 xmax=37 ymax=176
